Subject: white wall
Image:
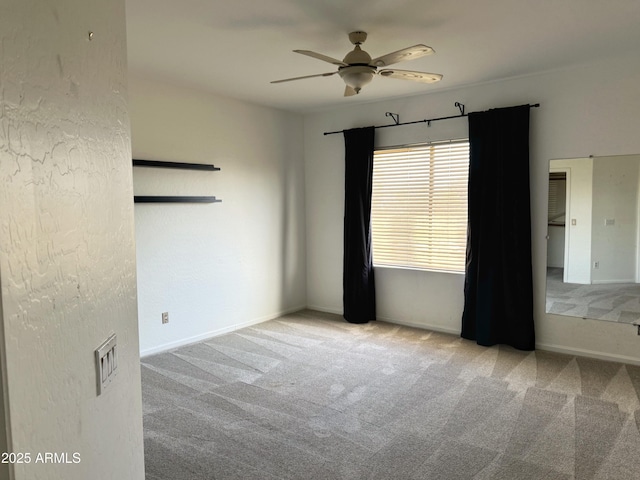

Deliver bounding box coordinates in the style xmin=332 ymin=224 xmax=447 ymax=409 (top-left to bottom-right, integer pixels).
xmin=0 ymin=1 xmax=145 ymax=479
xmin=304 ymin=52 xmax=640 ymax=364
xmin=591 ymin=155 xmax=640 ymax=283
xmin=129 ymin=77 xmax=307 ymax=356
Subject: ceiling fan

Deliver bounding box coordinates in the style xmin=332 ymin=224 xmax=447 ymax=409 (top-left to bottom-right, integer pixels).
xmin=271 ymin=31 xmax=443 ymax=97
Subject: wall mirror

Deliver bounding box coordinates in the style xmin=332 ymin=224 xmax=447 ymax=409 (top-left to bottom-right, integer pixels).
xmin=546 ymin=154 xmax=640 ymax=324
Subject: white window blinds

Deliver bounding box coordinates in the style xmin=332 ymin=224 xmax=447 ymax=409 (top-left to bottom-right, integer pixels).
xmin=548 ymin=173 xmax=566 ymax=224
xmin=371 ymin=140 xmax=470 ymax=273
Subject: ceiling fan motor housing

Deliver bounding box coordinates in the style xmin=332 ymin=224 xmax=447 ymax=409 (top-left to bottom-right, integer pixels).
xmin=340 ymin=41 xmax=375 ymax=93
xmin=342 ymin=45 xmax=372 ymax=65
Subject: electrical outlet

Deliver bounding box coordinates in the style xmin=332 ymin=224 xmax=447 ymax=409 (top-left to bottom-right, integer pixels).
xmin=162 ymin=312 xmax=169 ymax=324
xmin=95 ymin=334 xmax=117 ymax=396
xmin=594 ymin=261 xmax=599 ymax=269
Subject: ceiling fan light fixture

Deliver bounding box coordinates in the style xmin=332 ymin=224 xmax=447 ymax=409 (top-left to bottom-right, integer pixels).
xmin=338 ymin=66 xmax=376 ymax=93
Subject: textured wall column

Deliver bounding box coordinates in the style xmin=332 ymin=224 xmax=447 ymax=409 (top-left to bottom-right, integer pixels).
xmin=0 ymin=0 xmax=145 ymax=479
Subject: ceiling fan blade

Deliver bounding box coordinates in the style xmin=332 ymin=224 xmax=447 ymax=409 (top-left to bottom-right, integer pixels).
xmin=271 ymin=71 xmax=337 ymax=84
xmin=378 ymin=69 xmax=443 ymax=83
xmin=344 ymin=85 xmax=358 ymax=97
xmin=294 ymin=50 xmax=348 ymax=66
xmin=370 ymin=45 xmax=434 ymax=67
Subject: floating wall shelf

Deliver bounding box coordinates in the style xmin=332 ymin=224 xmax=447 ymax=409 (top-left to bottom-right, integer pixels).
xmin=134 ymin=196 xmax=221 ymax=203
xmin=132 ymin=159 xmax=221 ymax=203
xmin=133 ymin=159 xmax=220 ymax=171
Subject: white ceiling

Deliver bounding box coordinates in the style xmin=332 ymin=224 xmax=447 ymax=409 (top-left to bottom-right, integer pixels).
xmin=125 ymin=0 xmax=640 ymax=113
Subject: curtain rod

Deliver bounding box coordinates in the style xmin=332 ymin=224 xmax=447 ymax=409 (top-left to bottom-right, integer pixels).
xmin=323 ymin=103 xmax=540 ymax=136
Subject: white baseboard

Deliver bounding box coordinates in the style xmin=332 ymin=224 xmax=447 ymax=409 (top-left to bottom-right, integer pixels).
xmin=382 ymin=319 xmax=640 ymax=365
xmin=306 ymin=307 xmax=461 ymax=336
xmin=591 ymin=279 xmax=636 ymax=285
xmin=140 ymin=304 xmax=306 ymax=357
xmin=306 ymin=304 xmax=343 ymax=315
xmin=534 ymin=342 xmax=640 ymax=366
xmin=309 ymin=306 xmax=640 ymax=365
xmin=376 ymin=315 xmax=461 ymax=336
xmin=142 ymin=303 xmax=640 ymax=366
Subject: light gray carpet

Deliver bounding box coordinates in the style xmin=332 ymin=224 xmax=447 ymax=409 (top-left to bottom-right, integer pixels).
xmin=546 ymin=267 xmax=640 ymax=324
xmin=141 ymin=310 xmax=640 ymax=480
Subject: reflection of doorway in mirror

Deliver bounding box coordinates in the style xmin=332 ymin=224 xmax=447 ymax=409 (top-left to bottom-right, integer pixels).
xmin=549 ymin=158 xmax=593 ymax=284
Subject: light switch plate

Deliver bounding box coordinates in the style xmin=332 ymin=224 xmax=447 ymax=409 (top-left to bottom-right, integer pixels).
xmin=95 ymin=333 xmax=117 ymax=396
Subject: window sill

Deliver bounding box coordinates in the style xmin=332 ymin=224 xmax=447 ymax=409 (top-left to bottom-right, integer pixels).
xmin=373 ymin=264 xmax=465 ymax=276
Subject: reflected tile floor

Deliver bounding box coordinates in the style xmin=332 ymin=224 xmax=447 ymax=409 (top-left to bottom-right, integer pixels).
xmin=546 ymin=267 xmax=640 ymax=324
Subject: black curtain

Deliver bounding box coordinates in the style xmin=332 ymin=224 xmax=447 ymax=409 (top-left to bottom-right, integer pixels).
xmin=461 ymin=105 xmax=535 ymax=350
xmin=343 ymin=127 xmax=376 ymax=324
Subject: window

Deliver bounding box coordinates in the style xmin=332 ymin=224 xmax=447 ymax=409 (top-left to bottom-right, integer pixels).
xmin=371 ymin=140 xmax=470 ymax=273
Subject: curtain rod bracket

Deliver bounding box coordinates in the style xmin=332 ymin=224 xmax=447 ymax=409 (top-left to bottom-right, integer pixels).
xmin=385 ymin=112 xmax=400 ymax=125
xmin=455 ymin=102 xmax=465 ymax=115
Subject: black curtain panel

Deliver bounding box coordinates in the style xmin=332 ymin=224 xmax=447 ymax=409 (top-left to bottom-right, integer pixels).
xmin=461 ymin=105 xmax=535 ymax=350
xmin=343 ymin=127 xmax=376 ymax=324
